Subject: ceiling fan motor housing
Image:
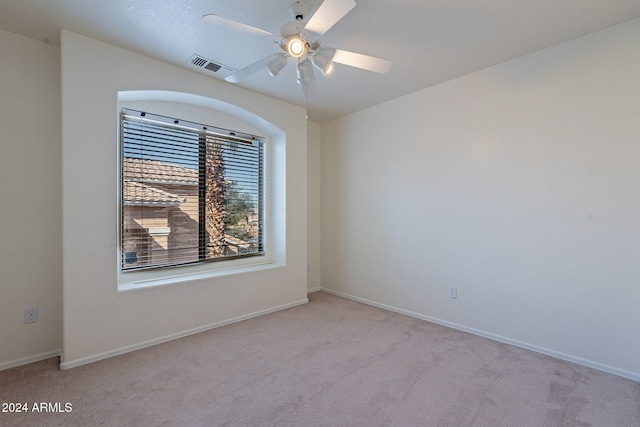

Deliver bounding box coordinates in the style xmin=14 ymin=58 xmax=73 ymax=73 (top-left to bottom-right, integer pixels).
xmin=280 ymin=21 xmax=305 ymax=39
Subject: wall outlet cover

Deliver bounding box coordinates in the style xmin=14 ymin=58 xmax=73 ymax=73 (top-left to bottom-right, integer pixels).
xmin=24 ymin=307 xmax=38 ymax=324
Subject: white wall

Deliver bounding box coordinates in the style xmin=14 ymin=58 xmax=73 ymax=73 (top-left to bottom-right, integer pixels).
xmin=307 ymin=120 xmax=322 ymax=292
xmin=61 ymin=31 xmax=308 ymax=368
xmin=321 ymin=18 xmax=640 ymax=380
xmin=0 ymin=30 xmax=62 ymax=369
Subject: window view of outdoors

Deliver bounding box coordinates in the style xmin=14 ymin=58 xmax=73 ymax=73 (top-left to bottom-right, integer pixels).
xmin=120 ymin=109 xmax=264 ymax=271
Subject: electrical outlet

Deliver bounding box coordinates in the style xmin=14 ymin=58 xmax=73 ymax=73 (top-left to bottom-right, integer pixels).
xmin=448 ymin=287 xmax=457 ymax=299
xmin=24 ymin=307 xmax=38 ymax=324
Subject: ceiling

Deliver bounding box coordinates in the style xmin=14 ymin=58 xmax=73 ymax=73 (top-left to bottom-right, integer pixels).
xmin=1 ymin=0 xmax=639 ymax=122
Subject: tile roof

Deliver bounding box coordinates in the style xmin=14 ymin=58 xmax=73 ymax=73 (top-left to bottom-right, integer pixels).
xmin=123 ymin=158 xmax=196 ymax=206
xmin=123 ymin=157 xmax=198 ymax=185
xmin=123 ymin=181 xmax=186 ymax=207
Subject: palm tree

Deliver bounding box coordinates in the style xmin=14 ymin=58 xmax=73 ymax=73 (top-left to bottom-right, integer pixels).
xmin=205 ymin=139 xmax=227 ymax=257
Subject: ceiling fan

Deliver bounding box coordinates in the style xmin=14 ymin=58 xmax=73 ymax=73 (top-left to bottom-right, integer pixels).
xmin=202 ymin=0 xmax=392 ymax=97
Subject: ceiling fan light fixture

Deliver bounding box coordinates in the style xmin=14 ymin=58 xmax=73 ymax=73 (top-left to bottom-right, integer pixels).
xmin=312 ymin=52 xmax=333 ymax=76
xmin=267 ymin=54 xmax=288 ymax=77
xmin=287 ymin=37 xmax=306 ymax=58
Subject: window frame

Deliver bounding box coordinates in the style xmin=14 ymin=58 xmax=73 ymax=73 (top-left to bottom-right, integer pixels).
xmin=117 ymin=107 xmax=272 ymax=286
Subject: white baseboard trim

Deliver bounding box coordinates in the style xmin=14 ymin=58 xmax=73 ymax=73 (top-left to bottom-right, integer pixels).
xmin=0 ymin=350 xmax=61 ymax=372
xmin=60 ymin=298 xmax=308 ymax=370
xmin=307 ymin=286 xmax=322 ymax=293
xmin=321 ymin=288 xmax=640 ymax=383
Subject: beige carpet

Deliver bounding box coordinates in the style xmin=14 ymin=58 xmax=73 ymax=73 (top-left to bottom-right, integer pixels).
xmin=1 ymin=291 xmax=638 ymax=426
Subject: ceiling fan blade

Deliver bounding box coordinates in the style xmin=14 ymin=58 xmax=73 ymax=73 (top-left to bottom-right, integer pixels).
xmin=330 ymin=49 xmax=392 ymax=74
xmin=303 ymin=0 xmax=356 ymax=36
xmin=202 ymin=14 xmax=274 ymax=37
xmin=225 ymin=54 xmax=280 ymax=83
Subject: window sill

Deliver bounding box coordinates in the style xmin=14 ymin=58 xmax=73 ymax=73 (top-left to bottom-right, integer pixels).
xmin=117 ymin=259 xmax=279 ymax=292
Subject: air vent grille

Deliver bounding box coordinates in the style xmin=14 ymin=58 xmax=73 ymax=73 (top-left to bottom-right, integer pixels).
xmin=188 ymin=54 xmax=236 ymax=78
xmin=192 ymin=57 xmax=208 ymax=67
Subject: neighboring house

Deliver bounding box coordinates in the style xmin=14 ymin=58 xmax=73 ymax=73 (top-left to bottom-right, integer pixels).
xmin=122 ymin=157 xmax=199 ymax=269
xmin=122 ymin=158 xmax=256 ymax=270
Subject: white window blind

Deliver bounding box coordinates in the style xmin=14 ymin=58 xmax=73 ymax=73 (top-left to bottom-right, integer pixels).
xmin=120 ymin=108 xmax=264 ymax=271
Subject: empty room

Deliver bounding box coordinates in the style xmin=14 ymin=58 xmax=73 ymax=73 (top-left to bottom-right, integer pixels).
xmin=1 ymin=0 xmax=639 ymax=425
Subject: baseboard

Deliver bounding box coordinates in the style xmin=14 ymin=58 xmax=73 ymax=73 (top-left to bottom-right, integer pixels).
xmin=307 ymin=286 xmax=322 ymax=293
xmin=0 ymin=349 xmax=61 ymax=372
xmin=60 ymin=298 xmax=308 ymax=370
xmin=321 ymin=288 xmax=640 ymax=383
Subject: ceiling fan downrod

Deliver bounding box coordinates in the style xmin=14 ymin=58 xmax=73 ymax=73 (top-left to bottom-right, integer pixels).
xmin=289 ymin=1 xmax=309 ymax=21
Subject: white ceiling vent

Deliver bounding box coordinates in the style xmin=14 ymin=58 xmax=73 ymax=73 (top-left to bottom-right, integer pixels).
xmin=188 ymin=54 xmax=236 ymax=78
